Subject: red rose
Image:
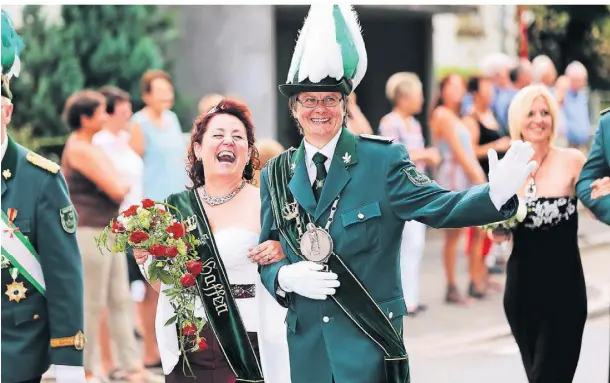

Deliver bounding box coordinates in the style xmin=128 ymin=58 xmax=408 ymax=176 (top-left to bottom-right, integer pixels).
xmin=111 ymin=221 xmax=124 ymax=233
xmin=182 ymin=322 xmax=197 ymax=336
xmin=186 ymin=260 xmax=203 ymax=276
xmin=149 ymin=244 xmax=167 ymax=257
xmin=166 ymin=246 xmax=179 ymax=258
xmin=141 ymin=198 xmax=155 ymax=209
xmin=196 ymin=337 xmax=208 ymax=352
xmin=129 ymin=231 xmax=149 ymax=244
xmin=122 ymin=205 xmax=138 ymax=217
xmin=159 ymin=208 xmax=167 ymax=215
xmin=167 ymin=222 xmax=185 ymax=239
xmin=180 ymin=273 xmax=196 ymax=288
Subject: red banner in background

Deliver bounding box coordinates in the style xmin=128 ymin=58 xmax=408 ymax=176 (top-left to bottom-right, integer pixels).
xmin=518 ymin=5 xmax=529 ymax=59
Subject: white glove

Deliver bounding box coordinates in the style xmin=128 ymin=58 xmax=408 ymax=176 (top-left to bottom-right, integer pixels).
xmin=54 ymin=365 xmax=86 ymax=382
xmin=488 ymin=140 xmax=537 ymax=210
xmin=138 ymin=255 xmax=153 ymax=281
xmin=278 ymin=261 xmax=340 ymax=300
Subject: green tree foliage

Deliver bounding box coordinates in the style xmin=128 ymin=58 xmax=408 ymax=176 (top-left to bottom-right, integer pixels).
xmin=10 ymin=5 xmax=182 ymax=143
xmin=527 ymin=5 xmax=610 ymax=89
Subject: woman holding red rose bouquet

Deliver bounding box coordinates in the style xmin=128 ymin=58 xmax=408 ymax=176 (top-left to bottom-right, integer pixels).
xmin=132 ymin=99 xmax=290 ymax=382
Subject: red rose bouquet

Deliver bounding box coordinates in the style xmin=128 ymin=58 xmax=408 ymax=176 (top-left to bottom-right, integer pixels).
xmin=95 ymin=199 xmax=209 ymax=372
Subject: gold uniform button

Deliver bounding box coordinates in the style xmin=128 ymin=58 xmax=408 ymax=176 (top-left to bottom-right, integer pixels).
xmin=33 ymin=314 xmax=40 ymax=320
xmin=357 ymin=212 xmax=364 ymax=220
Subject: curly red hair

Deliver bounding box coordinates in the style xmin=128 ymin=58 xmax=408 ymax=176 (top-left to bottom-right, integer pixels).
xmin=187 ymin=99 xmax=260 ymax=189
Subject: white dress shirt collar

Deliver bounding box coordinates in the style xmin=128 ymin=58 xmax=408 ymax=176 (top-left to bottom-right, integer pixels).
xmin=303 ymin=128 xmax=343 ymax=185
xmin=304 ymin=128 xmax=342 ymax=170
xmin=1 ymin=130 xmax=8 ymax=161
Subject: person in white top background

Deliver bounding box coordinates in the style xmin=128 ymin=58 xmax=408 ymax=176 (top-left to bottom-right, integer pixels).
xmin=91 ymin=86 xmax=161 ymax=382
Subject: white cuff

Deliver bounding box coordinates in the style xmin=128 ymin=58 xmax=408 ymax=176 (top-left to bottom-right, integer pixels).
xmin=488 ymin=187 xmax=506 ymax=211
xmin=54 ymin=365 xmax=86 ymax=383
xmin=277 ymin=265 xmax=292 ymax=293
xmin=138 ymin=256 xmax=153 ymax=281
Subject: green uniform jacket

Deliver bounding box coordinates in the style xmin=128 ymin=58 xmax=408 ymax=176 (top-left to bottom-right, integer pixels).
xmin=576 ymin=110 xmax=610 ymax=224
xmin=1 ymin=137 xmax=84 ymax=382
xmin=258 ymin=128 xmax=517 ymax=383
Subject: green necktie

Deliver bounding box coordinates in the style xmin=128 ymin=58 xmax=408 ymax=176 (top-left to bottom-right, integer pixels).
xmin=312 ymin=152 xmax=328 ymax=202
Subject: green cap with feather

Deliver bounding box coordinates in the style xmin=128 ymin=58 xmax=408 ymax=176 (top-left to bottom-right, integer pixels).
xmin=279 ymin=4 xmax=367 ymax=98
xmin=2 ymin=9 xmax=24 ymax=99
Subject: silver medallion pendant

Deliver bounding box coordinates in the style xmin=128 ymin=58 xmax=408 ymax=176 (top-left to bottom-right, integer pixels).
xmin=300 ymin=223 xmax=333 ymax=263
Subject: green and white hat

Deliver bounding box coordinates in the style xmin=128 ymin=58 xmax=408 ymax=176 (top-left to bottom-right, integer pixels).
xmin=278 ymin=4 xmax=367 ymax=98
xmin=1 ymin=10 xmax=24 ymax=100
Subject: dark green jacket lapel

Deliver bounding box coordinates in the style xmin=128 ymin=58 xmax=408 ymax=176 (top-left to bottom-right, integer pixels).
xmin=1 ymin=136 xmax=19 ymax=198
xmin=314 ymin=128 xmax=357 ymax=221
xmin=288 ymin=142 xmax=317 ymax=217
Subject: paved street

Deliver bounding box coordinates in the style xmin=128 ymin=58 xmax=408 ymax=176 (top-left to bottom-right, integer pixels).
xmin=408 ymin=314 xmax=609 ymax=383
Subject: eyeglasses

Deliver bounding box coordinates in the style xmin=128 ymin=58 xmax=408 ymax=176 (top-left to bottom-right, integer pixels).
xmin=297 ymin=96 xmax=342 ymax=108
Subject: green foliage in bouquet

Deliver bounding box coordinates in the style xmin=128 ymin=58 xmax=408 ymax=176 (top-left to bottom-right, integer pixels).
xmin=95 ymin=198 xmax=210 ymax=375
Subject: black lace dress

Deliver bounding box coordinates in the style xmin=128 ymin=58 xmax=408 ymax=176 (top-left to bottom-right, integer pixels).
xmin=503 ymin=196 xmax=587 ymax=383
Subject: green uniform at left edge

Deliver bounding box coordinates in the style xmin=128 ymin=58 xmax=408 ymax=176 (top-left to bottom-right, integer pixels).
xmin=1 ymin=136 xmax=85 ymax=382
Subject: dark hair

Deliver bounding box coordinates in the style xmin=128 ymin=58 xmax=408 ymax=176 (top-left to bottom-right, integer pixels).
xmin=62 ymin=90 xmax=105 ymax=131
xmin=187 ymin=99 xmax=260 ymax=189
xmin=431 ymin=73 xmax=465 ymax=115
xmin=141 ymin=69 xmax=172 ymax=95
xmin=509 ymin=67 xmax=519 ymax=83
xmin=99 ymin=86 xmax=130 ymax=115
xmin=466 ymin=75 xmax=492 ymax=94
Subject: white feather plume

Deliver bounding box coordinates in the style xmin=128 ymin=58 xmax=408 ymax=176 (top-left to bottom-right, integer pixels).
xmin=337 ymin=5 xmax=367 ymax=90
xmin=286 ymin=10 xmax=311 ymax=84
xmin=8 ymin=54 xmax=20 ymax=79
xmin=298 ymin=4 xmax=343 ymax=84
xmin=285 ymin=4 xmax=368 ymax=92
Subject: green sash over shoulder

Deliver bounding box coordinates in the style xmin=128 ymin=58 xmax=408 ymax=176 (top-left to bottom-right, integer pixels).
xmin=266 ymin=150 xmax=410 ymax=383
xmin=168 ymin=191 xmax=264 ymax=383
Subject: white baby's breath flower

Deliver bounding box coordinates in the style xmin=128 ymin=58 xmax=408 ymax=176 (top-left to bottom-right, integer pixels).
xmin=122 ymin=216 xmax=133 ymax=230
xmin=515 ymin=198 xmax=528 ymax=222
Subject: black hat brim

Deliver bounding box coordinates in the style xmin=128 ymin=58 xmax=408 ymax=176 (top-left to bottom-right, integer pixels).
xmin=278 ymin=77 xmax=353 ymax=98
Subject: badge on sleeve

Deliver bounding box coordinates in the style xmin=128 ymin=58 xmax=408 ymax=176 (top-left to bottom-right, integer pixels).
xmin=60 ymin=205 xmax=77 ymax=233
xmin=402 ymin=166 xmax=432 ymax=187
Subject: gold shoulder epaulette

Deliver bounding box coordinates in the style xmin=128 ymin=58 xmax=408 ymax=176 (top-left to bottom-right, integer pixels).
xmin=359 ymin=133 xmax=394 ymax=144
xmin=26 ymin=152 xmax=60 ymax=174
xmin=600 ymin=107 xmax=610 ymax=116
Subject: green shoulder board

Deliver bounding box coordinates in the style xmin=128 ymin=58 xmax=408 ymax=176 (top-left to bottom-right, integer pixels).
xmin=359 ymin=134 xmax=393 ymax=144
xmin=600 ymin=107 xmax=610 ymax=116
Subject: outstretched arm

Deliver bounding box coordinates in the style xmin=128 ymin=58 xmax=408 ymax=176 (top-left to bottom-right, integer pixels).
xmin=385 ymin=144 xmax=518 ymax=228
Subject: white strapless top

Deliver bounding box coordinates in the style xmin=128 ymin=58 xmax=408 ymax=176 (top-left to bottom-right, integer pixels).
xmin=191 ymin=229 xmax=260 ymax=331
xmin=150 ymin=228 xmax=262 ymax=374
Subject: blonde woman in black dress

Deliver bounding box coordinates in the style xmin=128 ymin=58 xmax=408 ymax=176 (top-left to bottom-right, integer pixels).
xmin=491 ymin=85 xmax=587 ymax=383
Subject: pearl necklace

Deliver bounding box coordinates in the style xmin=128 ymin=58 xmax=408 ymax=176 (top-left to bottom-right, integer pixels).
xmin=200 ymin=180 xmax=246 ymax=206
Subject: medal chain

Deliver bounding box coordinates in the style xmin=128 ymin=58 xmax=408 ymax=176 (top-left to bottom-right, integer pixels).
xmin=293 ymin=195 xmax=340 ymax=238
